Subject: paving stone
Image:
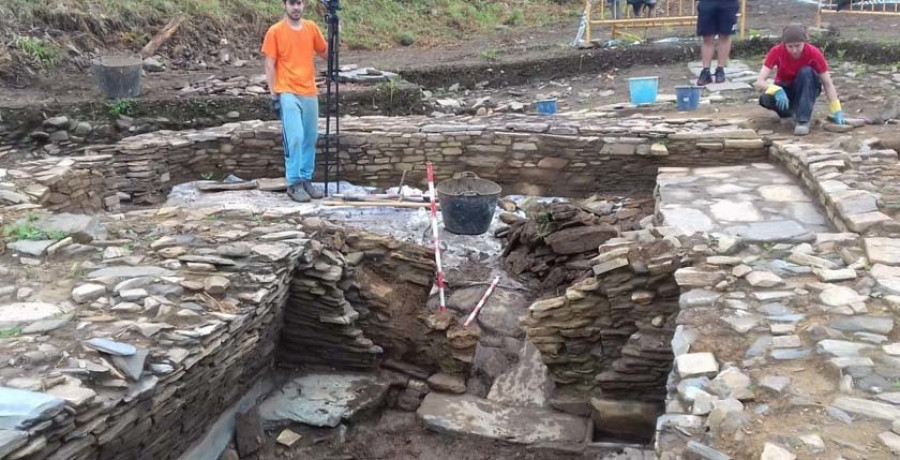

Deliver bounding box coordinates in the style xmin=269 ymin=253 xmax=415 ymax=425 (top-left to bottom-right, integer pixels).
xmin=876 ymin=277 xmax=900 ymax=296
xmin=873 ymin=264 xmax=900 ymax=279
xmin=746 ymin=271 xmax=784 ymax=287
xmin=46 ymin=384 xmax=96 ymax=408
xmin=787 ymin=252 xmax=840 ymax=270
xmin=676 ymin=353 xmax=719 ymax=378
xmin=0 ymin=302 xmax=64 ymax=328
xmin=865 ymin=238 xmax=900 ymax=266
xmin=760 ymin=443 xmax=796 ymax=460
xmin=417 ymin=393 xmax=587 ymax=445
xmin=710 ymin=200 xmax=763 ymax=222
xmin=819 ymin=286 xmax=867 ymax=307
xmin=732 ymin=221 xmax=813 ymax=243
xmin=833 ymin=396 xmax=900 ymax=421
xmin=771 ymin=348 xmax=813 ymax=360
xmin=659 ymin=207 xmax=715 ymax=234
xmin=8 ymin=240 xmax=54 ymax=257
xmin=680 ymin=289 xmax=720 ymax=308
xmin=813 ymin=267 xmax=857 ymax=282
xmin=772 ymin=335 xmax=802 ymax=348
xmin=834 ymin=190 xmax=879 ymax=215
xmin=831 ymin=316 xmax=894 ymax=334
xmin=722 ymin=313 xmax=762 ymax=333
xmin=770 ymin=323 xmax=795 ymax=335
xmin=816 ymin=340 xmax=874 ymax=357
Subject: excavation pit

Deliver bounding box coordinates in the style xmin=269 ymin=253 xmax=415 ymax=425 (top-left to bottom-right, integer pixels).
xmin=7 ymin=110 xmax=897 ymax=460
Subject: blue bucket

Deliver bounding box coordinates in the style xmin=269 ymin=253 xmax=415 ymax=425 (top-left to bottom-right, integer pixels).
xmin=628 ymin=76 xmax=659 ymax=105
xmin=535 ymin=99 xmax=557 ymax=115
xmin=675 ymin=85 xmax=702 ymax=111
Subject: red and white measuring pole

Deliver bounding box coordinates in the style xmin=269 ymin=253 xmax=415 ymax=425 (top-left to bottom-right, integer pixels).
xmin=464 ymin=276 xmax=500 ymax=326
xmin=426 ymin=162 xmax=446 ymax=312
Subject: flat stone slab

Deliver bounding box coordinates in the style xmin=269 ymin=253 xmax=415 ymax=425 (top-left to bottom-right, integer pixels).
xmin=87 ymin=266 xmax=175 ymax=281
xmin=0 ymin=302 xmax=64 ymax=328
xmin=417 ymin=392 xmax=588 ymax=445
xmin=258 ymin=373 xmax=389 ymax=428
xmin=866 ymin=238 xmax=900 ymax=266
xmin=725 ymin=221 xmax=813 ymax=243
xmin=833 ymin=396 xmax=900 ymax=421
xmin=0 ymin=430 xmax=28 ymax=458
xmin=487 ymin=341 xmax=554 ymax=408
xmin=8 ymin=240 xmax=54 ymax=257
xmin=0 ymin=387 xmax=65 ymax=430
xmin=659 ymin=207 xmax=715 ymax=235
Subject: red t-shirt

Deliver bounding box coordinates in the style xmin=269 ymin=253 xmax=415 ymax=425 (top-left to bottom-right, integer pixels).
xmin=763 ymin=43 xmax=829 ymax=85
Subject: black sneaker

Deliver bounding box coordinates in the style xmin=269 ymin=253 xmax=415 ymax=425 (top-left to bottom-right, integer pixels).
xmin=714 ymin=66 xmax=726 ymax=83
xmin=300 ymin=180 xmax=324 ymax=199
xmin=287 ymin=183 xmax=311 ymax=203
xmin=696 ymin=68 xmax=712 ymax=86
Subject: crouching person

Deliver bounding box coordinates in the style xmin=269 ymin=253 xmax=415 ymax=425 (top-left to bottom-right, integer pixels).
xmin=753 ymin=24 xmax=846 ymax=136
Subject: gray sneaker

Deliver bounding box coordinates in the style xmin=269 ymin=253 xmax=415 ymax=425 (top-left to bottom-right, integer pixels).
xmin=287 ymin=183 xmax=311 ymax=203
xmin=300 ymin=180 xmax=324 ymax=199
xmin=794 ymin=123 xmax=810 ymax=136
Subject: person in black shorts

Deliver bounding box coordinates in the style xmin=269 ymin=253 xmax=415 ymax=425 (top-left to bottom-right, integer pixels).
xmin=696 ymin=0 xmax=740 ymax=86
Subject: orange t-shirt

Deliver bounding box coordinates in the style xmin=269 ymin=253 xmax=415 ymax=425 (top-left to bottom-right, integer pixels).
xmin=261 ymin=19 xmax=328 ymax=97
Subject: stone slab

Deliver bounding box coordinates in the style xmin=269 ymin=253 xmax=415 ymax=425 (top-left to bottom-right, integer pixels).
xmin=0 ymin=388 xmax=65 ymax=430
xmin=487 ymin=341 xmax=554 ymax=408
xmin=417 ymin=393 xmax=588 ymax=445
xmin=0 ymin=302 xmax=64 ymax=329
xmin=258 ymin=373 xmax=389 ymax=428
xmin=866 ymin=238 xmax=900 ymax=266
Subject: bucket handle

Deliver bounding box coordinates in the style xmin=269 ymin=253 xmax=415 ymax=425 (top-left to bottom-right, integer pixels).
xmin=459 ymin=171 xmax=479 ymax=179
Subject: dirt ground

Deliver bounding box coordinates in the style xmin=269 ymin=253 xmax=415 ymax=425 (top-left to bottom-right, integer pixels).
xmin=4 ymin=0 xmax=900 ymax=106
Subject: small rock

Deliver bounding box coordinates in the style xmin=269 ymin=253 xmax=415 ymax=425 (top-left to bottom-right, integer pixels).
xmin=746 ymin=271 xmax=784 ymax=287
xmin=276 ymin=428 xmax=302 ymax=447
xmin=880 ymin=431 xmax=900 ymax=455
xmin=676 ymin=353 xmax=719 ymax=379
xmin=204 ymin=276 xmax=230 ymax=296
xmin=83 ymin=338 xmax=136 ymax=356
xmin=426 ymin=373 xmax=466 ymax=394
xmin=72 ymin=284 xmax=106 ymax=303
xmin=760 ymin=375 xmax=790 ymax=394
xmin=43 ymin=116 xmax=69 ymax=129
xmin=760 ymin=443 xmax=795 ymax=460
xmin=143 ymin=57 xmax=165 ymax=72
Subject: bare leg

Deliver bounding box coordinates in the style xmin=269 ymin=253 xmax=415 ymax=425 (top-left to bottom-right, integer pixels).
xmin=716 ymin=34 xmax=732 ymax=68
xmin=701 ymin=35 xmax=716 ymax=68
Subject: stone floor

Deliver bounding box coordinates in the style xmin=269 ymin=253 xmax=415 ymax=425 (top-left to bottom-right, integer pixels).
xmin=656 ymin=164 xmax=831 ymax=242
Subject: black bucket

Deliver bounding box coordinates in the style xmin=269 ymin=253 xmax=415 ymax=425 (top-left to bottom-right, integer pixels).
xmin=436 ymin=172 xmax=501 ymax=235
xmin=92 ymin=56 xmax=142 ymax=99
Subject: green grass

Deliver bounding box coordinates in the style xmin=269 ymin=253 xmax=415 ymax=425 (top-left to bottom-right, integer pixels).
xmin=0 ymin=326 xmax=23 ymax=339
xmin=13 ymin=35 xmax=62 ymax=68
xmin=479 ymin=47 xmax=500 ymax=62
xmin=1 ymin=212 xmax=68 ymax=241
xmin=107 ymin=99 xmax=136 ymax=117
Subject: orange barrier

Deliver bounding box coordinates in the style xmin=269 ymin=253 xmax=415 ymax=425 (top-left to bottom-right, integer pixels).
xmin=817 ymin=0 xmax=900 ymax=27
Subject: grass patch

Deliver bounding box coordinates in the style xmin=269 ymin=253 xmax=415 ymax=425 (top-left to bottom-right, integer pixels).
xmin=0 ymin=326 xmax=23 ymax=339
xmin=1 ymin=212 xmax=67 ymax=241
xmin=13 ymin=35 xmax=63 ymax=68
xmin=479 ymin=47 xmax=500 ymax=61
xmin=107 ymin=98 xmax=136 ymax=117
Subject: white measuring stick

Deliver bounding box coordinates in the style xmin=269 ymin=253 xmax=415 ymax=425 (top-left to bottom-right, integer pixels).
xmin=426 ymin=162 xmax=446 ymax=311
xmin=464 ymin=276 xmax=501 ymax=326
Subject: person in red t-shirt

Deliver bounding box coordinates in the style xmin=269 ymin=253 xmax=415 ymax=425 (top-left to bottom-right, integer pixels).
xmin=753 ymin=24 xmax=845 ymax=136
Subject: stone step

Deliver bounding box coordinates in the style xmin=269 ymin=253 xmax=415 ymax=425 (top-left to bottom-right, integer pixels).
xmin=417 ymin=392 xmax=588 ymax=445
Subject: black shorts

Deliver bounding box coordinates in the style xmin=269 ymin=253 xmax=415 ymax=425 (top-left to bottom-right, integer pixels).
xmin=697 ymin=0 xmax=739 ymax=37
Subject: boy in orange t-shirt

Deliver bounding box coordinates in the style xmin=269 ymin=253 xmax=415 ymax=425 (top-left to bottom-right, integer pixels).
xmin=261 ymin=0 xmax=328 ymax=202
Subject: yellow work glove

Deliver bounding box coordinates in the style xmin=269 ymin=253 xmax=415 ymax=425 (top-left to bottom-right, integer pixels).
xmin=829 ymin=99 xmax=845 ymax=125
xmin=766 ymin=85 xmax=789 ymax=112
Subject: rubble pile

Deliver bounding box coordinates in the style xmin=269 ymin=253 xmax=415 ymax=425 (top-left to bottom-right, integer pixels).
xmin=500 ymin=199 xmax=651 ymax=291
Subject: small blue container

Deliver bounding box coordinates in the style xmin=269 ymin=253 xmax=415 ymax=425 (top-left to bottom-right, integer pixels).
xmin=535 ymin=99 xmax=557 ymax=115
xmin=628 ymin=76 xmax=659 ymax=105
xmin=675 ymin=85 xmax=702 ymax=111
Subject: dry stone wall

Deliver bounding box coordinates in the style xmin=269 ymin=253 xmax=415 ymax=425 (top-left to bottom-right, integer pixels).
xmin=0 ymin=156 xmax=120 ymax=212
xmin=91 ymin=115 xmax=766 ymax=204
xmin=520 ymin=228 xmax=685 ymax=401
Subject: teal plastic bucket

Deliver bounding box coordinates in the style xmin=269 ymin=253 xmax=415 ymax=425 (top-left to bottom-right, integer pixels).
xmin=628 ymin=76 xmax=659 ymax=105
xmin=535 ymin=99 xmax=557 ymax=115
xmin=675 ymin=85 xmax=702 ymax=111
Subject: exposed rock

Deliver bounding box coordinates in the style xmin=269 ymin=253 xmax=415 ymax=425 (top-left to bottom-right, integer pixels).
xmin=83 ymin=338 xmax=136 ymax=356
xmin=259 ymin=374 xmax=389 ymax=428
xmin=426 ymin=373 xmax=466 ymax=394
xmin=760 ymin=443 xmax=796 ymax=460
xmin=487 ymin=341 xmax=553 ymax=408
xmin=0 ymin=302 xmax=64 ymax=328
xmin=417 ymin=392 xmax=587 ymax=445
xmin=9 ymin=240 xmax=54 ymax=257
xmin=676 ymin=353 xmax=719 ymax=378
xmin=72 ymin=284 xmax=106 ymax=303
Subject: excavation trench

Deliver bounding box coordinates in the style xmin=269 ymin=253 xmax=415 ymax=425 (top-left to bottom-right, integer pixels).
xmin=3 ymin=114 xmax=797 ymax=459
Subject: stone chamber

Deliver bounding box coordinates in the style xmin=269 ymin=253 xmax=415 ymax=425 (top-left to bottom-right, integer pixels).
xmin=2 ymin=86 xmax=900 ymax=460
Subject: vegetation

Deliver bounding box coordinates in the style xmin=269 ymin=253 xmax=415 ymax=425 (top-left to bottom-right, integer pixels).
xmin=1 ymin=212 xmax=68 ymax=241
xmin=107 ymin=99 xmax=137 ymax=117
xmin=0 ymin=326 xmax=23 ymax=339
xmin=12 ymin=35 xmax=63 ymax=68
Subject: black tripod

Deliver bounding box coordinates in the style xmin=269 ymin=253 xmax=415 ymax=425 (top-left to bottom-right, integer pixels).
xmin=321 ymin=0 xmax=341 ymax=195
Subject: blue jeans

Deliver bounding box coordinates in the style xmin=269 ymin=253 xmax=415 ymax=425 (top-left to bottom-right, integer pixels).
xmin=758 ymin=66 xmax=822 ymax=124
xmin=279 ymin=93 xmax=319 ymax=185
